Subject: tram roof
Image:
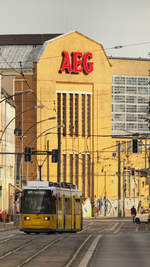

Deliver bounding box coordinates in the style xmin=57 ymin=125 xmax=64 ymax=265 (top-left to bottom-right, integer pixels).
xmin=22 ymin=181 xmax=82 ymax=197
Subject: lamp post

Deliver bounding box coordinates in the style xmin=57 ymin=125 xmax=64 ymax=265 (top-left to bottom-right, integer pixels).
xmin=20 ymin=116 xmax=56 ymax=139
xmin=19 ymin=117 xmax=56 ymax=182
xmin=0 ymin=89 xmax=33 ymax=216
xmin=28 ymin=125 xmax=63 ymax=147
xmin=0 ymin=89 xmax=33 ymax=104
xmin=0 ymin=104 xmax=44 ymax=142
xmin=26 ymin=125 xmax=63 ymax=182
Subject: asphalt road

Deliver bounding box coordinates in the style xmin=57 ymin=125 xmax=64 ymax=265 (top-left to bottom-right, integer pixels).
xmin=0 ymin=218 xmax=150 ymax=267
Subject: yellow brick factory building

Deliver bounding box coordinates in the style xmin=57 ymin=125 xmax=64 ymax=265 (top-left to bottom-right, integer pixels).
xmin=0 ymin=31 xmax=150 ymax=217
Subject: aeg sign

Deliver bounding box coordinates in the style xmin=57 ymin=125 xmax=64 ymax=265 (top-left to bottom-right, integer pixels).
xmin=59 ymin=51 xmax=94 ymax=74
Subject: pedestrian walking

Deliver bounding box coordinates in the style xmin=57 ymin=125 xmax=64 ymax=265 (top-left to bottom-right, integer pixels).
xmin=131 ymin=206 xmax=136 ymax=223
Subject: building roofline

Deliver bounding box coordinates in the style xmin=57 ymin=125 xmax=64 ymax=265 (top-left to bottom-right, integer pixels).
xmin=0 ymin=33 xmax=62 ymax=45
xmin=108 ymin=56 xmax=150 ymax=61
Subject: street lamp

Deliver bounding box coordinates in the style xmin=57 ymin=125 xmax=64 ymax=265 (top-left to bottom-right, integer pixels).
xmin=0 ymin=89 xmax=33 ymax=104
xmin=28 ymin=125 xmax=63 ymax=147
xmin=0 ymin=104 xmax=44 ymax=142
xmin=26 ymin=125 xmax=63 ymax=182
xmin=21 ymin=116 xmax=56 ymax=139
xmin=0 ymin=89 xmax=33 ymax=217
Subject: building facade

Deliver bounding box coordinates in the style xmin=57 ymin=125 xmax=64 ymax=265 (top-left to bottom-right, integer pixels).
xmin=0 ymin=76 xmax=15 ymax=216
xmin=0 ymin=32 xmax=150 ymax=217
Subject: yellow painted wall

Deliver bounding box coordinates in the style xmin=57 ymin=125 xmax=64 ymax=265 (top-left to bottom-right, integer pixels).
xmin=14 ymin=34 xmax=150 ymax=216
xmin=36 ymin=31 xmax=112 ymax=202
xmin=109 ymin=57 xmax=150 ymax=211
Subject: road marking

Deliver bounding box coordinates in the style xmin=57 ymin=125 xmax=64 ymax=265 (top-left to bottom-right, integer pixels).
xmin=79 ymin=222 xmax=94 ymax=233
xmin=110 ymin=222 xmax=119 ymax=232
xmin=114 ymin=222 xmax=124 ymax=233
xmin=66 ymin=234 xmax=92 ymax=267
xmin=78 ymin=235 xmax=102 ymax=267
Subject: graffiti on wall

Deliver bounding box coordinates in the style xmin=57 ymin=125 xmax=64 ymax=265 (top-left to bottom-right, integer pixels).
xmin=82 ymin=198 xmax=92 ymax=218
xmin=95 ymin=197 xmax=118 ymax=216
xmin=82 ymin=196 xmax=143 ymax=218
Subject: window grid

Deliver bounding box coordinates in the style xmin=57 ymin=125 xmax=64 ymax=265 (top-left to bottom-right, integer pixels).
xmin=112 ymin=75 xmax=150 ymax=135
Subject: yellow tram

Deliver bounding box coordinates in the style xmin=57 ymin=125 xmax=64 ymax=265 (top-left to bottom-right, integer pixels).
xmin=19 ymin=181 xmax=83 ymax=234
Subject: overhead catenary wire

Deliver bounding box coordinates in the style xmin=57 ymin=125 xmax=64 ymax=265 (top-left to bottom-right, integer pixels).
xmin=0 ymin=54 xmax=50 ymax=111
xmin=0 ymin=39 xmax=150 ymax=65
xmin=105 ymin=41 xmax=150 ymax=50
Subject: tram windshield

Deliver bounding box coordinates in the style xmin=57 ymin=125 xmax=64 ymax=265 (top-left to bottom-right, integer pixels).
xmin=21 ymin=190 xmax=56 ymax=214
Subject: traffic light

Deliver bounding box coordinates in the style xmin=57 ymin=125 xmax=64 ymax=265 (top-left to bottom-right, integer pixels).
xmin=52 ymin=149 xmax=58 ymax=163
xmin=132 ymin=139 xmax=138 ymax=153
xmin=24 ymin=147 xmax=31 ymax=162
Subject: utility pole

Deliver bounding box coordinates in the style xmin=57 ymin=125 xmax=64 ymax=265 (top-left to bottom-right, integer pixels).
xmin=47 ymin=140 xmax=49 ymax=181
xmin=57 ymin=129 xmax=61 ymax=183
xmin=38 ymin=165 xmax=42 ymax=181
xmin=118 ymin=142 xmax=121 ymax=217
xmin=57 ymin=93 xmax=61 ymax=183
xmin=104 ymin=171 xmax=107 ymax=216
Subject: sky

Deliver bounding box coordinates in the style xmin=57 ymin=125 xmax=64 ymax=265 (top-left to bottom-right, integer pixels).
xmin=1 ymin=0 xmax=150 ymax=58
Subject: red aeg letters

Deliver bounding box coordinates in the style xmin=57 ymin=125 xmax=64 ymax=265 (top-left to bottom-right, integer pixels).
xmin=59 ymin=51 xmax=93 ymax=74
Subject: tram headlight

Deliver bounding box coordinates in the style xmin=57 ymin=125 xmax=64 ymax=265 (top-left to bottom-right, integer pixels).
xmin=44 ymin=216 xmax=50 ymax=221
xmin=24 ymin=216 xmax=30 ymax=221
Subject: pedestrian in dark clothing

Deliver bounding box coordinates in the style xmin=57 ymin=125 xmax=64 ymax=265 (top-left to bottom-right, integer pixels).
xmin=131 ymin=206 xmax=136 ymax=223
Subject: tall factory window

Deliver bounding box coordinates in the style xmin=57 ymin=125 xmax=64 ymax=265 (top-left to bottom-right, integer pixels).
xmin=63 ymin=93 xmax=66 ymax=136
xmin=121 ymin=142 xmax=126 ymax=153
xmin=75 ymin=154 xmax=79 ymax=187
xmin=82 ymin=154 xmax=85 ymax=197
xmin=116 ymin=141 xmax=120 ymax=152
xmin=57 ymin=93 xmax=61 ymax=128
xmin=87 ymin=95 xmax=91 ymax=137
xmin=69 ymin=94 xmax=73 ymax=136
xmin=70 ymin=154 xmax=73 ymax=183
xmin=127 ymin=141 xmax=131 ymax=153
xmin=75 ymin=94 xmax=79 ymax=136
xmin=82 ymin=94 xmax=85 ymax=137
xmin=87 ymin=154 xmax=90 ymax=197
xmin=63 ymin=154 xmax=66 ymax=182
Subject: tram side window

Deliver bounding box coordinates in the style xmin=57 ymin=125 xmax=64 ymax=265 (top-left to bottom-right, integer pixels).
xmin=75 ymin=198 xmax=81 ymax=215
xmin=49 ymin=196 xmax=56 ymax=214
xmin=64 ymin=198 xmax=72 ymax=215
xmin=57 ymin=197 xmax=62 ymax=214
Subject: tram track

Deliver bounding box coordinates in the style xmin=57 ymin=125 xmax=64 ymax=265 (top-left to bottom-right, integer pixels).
xmin=0 ymin=220 xmax=145 ymax=266
xmin=0 ymin=233 xmax=70 ymax=267
xmin=16 ymin=235 xmax=66 ymax=267
xmin=65 ymin=234 xmax=92 ymax=267
xmin=0 ymin=237 xmax=36 ymax=260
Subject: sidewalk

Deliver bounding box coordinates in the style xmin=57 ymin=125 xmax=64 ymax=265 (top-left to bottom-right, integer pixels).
xmin=0 ymin=222 xmax=18 ymax=232
xmin=84 ymin=216 xmax=132 ymax=221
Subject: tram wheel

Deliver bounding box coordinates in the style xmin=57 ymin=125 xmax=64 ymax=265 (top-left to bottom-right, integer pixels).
xmin=24 ymin=231 xmax=30 ymax=234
